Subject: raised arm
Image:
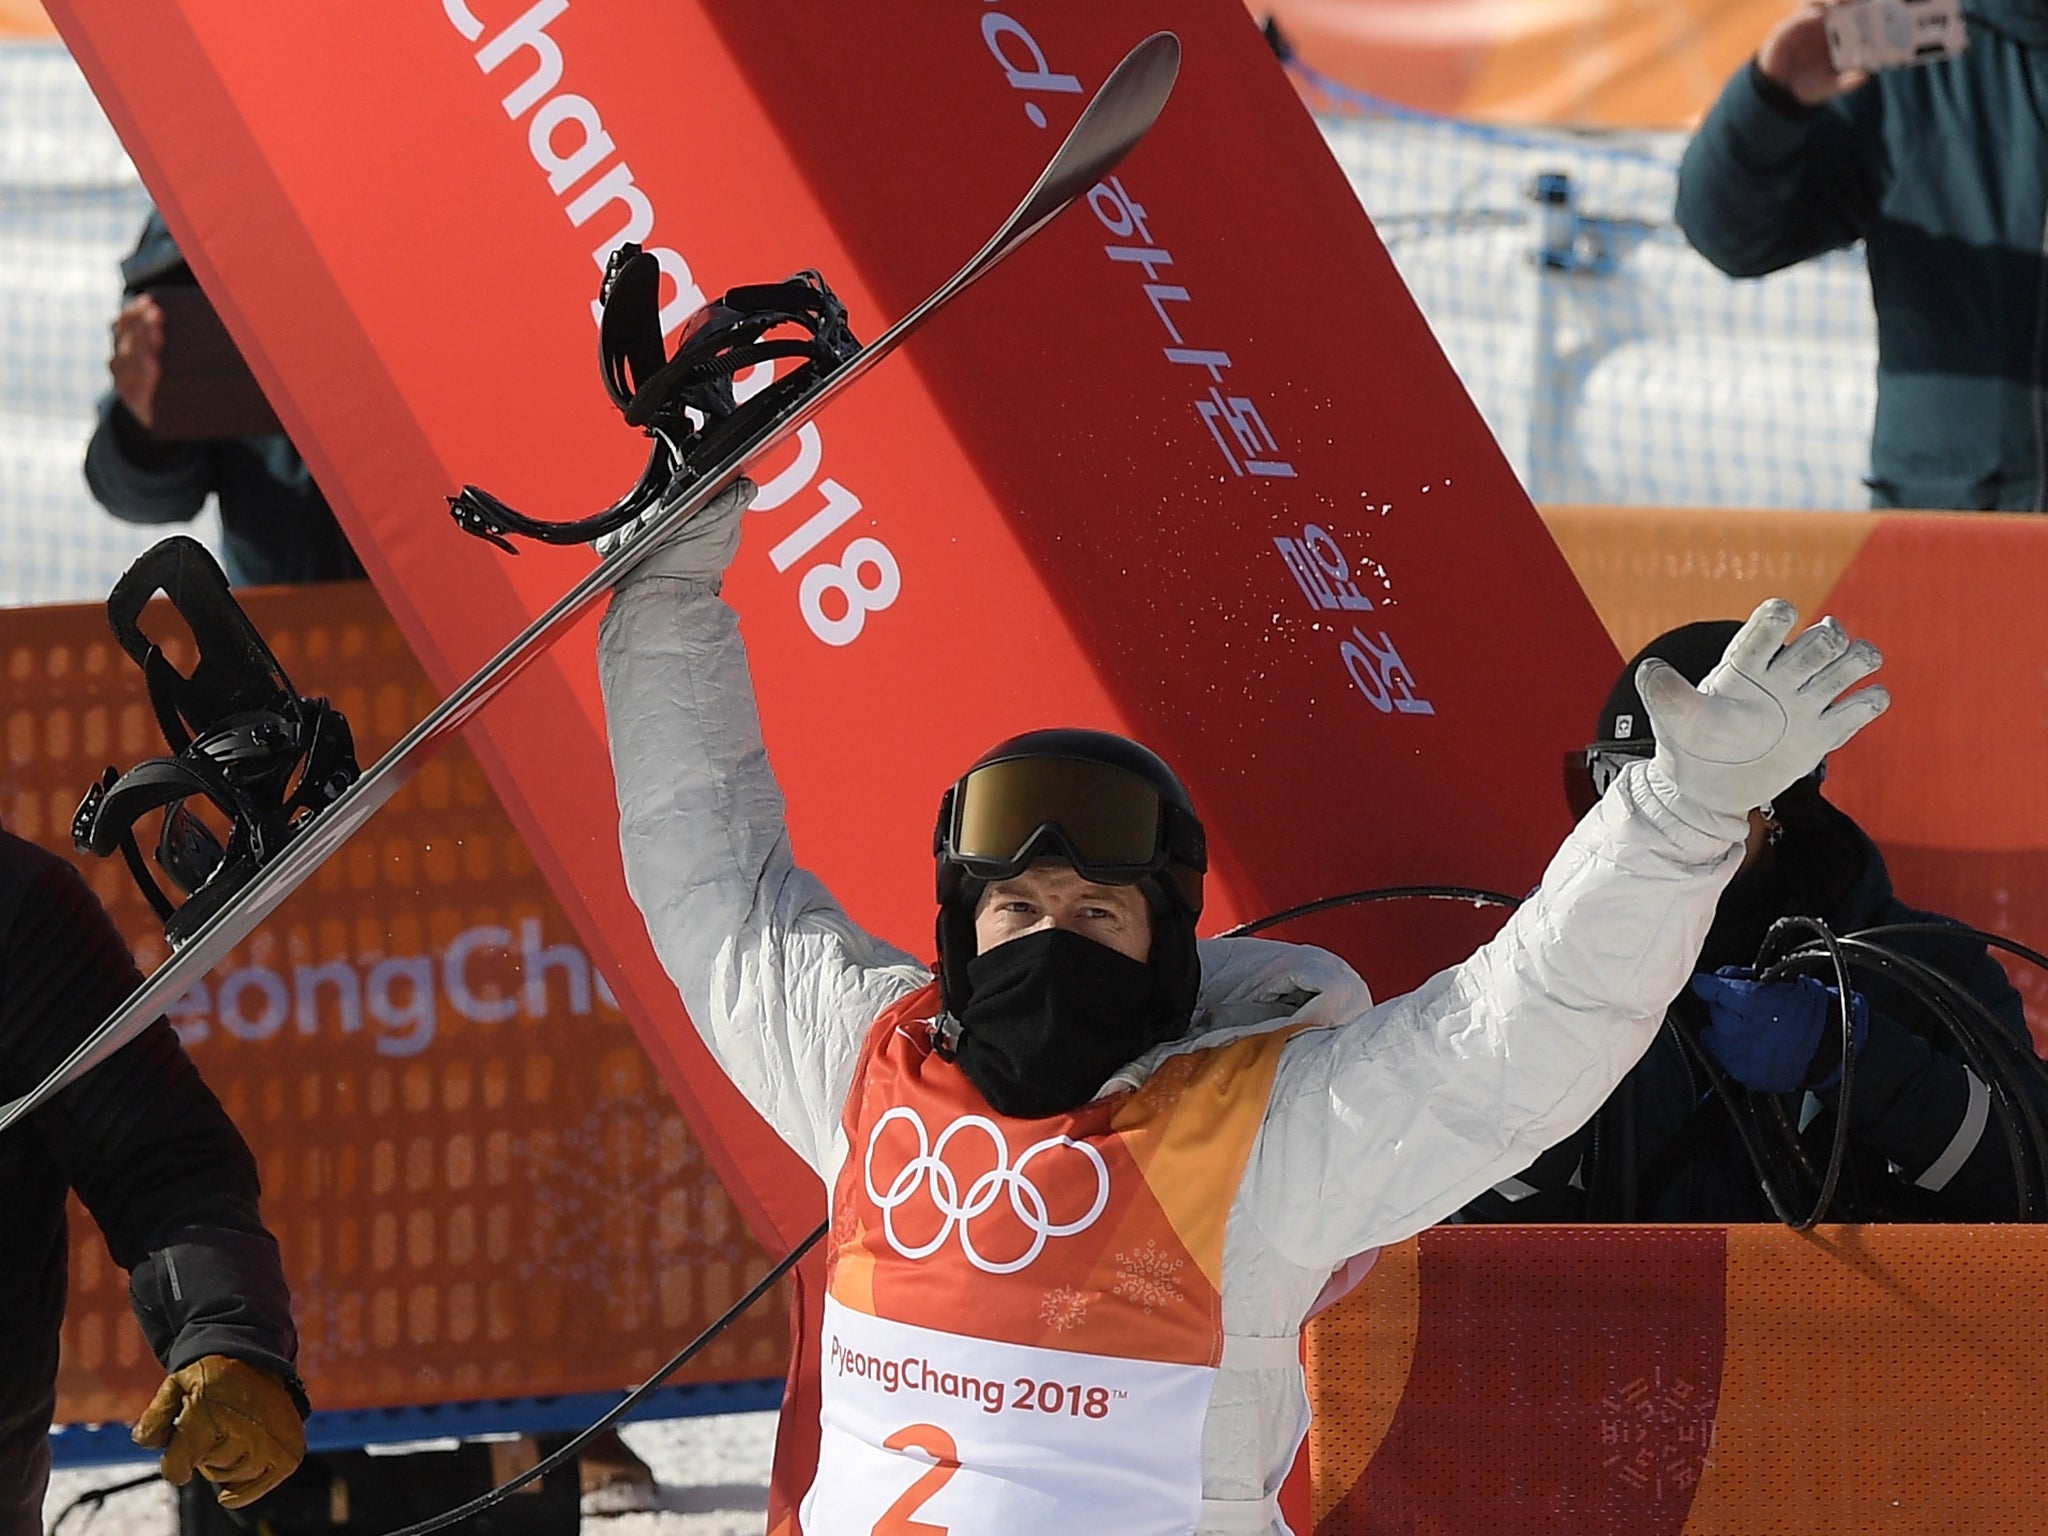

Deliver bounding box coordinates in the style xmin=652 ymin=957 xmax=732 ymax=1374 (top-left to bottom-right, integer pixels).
xmin=1244 ymin=601 xmax=1889 ymax=1267
xmin=1675 ymin=5 xmax=1879 ymax=279
xmin=597 ymin=483 xmax=927 ymax=1173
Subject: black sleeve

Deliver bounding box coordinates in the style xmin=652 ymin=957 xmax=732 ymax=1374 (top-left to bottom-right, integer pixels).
xmin=1674 ymin=60 xmax=1876 ymax=278
xmin=82 ymin=391 xmax=216 ymax=525
xmin=2 ymin=850 xmax=303 ymax=1401
xmin=1451 ymin=1122 xmax=1594 ymax=1222
xmin=1837 ymin=933 xmax=2044 ymax=1219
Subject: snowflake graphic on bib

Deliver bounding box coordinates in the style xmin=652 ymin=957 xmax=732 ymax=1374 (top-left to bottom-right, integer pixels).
xmin=1039 ymin=1285 xmax=1091 ymax=1332
xmin=1113 ymin=1238 xmax=1187 ymax=1315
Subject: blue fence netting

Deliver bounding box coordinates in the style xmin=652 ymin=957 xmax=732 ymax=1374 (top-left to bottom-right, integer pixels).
xmin=1295 ymin=58 xmax=1878 ymax=512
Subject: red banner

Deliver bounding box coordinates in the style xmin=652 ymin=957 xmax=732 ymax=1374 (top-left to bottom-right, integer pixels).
xmin=45 ymin=1 xmax=1619 ymax=1513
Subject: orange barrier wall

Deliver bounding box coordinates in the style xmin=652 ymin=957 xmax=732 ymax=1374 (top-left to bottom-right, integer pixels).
xmin=0 ymin=584 xmax=788 ymax=1426
xmin=1261 ymin=0 xmax=1781 ymax=129
xmin=0 ymin=2 xmax=56 ymax=38
xmin=1307 ymin=1226 xmax=2048 ymax=1534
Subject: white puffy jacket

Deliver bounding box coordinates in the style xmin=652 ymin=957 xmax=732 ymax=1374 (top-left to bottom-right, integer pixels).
xmin=598 ymin=568 xmax=1745 ymax=1535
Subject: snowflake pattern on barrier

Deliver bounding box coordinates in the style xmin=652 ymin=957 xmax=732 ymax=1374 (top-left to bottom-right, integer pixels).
xmin=516 ymin=1089 xmax=741 ymax=1289
xmin=1599 ymin=1366 xmax=1717 ymax=1502
xmin=1113 ymin=1238 xmax=1186 ymax=1315
xmin=1040 ymin=1285 xmax=1091 ymax=1332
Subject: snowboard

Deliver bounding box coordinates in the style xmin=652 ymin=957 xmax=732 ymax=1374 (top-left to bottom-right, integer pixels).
xmin=0 ymin=30 xmax=1181 ymax=1134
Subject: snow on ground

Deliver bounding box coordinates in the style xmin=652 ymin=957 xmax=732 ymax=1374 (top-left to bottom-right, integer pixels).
xmin=602 ymin=1414 xmax=775 ymax=1536
xmin=40 ymin=1412 xmax=777 ymax=1536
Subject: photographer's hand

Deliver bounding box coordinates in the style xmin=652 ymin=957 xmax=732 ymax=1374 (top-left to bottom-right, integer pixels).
xmin=109 ymin=293 xmax=165 ymax=432
xmin=1759 ymin=1 xmax=1870 ymax=106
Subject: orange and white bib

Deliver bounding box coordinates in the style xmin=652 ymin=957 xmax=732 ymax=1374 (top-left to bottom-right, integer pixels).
xmin=806 ymin=982 xmax=1300 ymax=1536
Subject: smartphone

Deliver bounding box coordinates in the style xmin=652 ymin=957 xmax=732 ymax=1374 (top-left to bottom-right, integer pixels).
xmin=145 ymin=284 xmax=284 ymax=443
xmin=1824 ymin=0 xmax=1967 ymax=75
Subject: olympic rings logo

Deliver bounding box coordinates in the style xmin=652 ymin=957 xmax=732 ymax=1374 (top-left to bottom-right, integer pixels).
xmin=862 ymin=1107 xmax=1112 ymax=1275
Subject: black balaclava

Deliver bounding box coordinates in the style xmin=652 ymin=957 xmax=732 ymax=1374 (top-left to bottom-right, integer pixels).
xmin=930 ymin=729 xmax=1207 ymax=1119
xmin=952 ymin=926 xmax=1186 ymax=1119
xmin=941 ymin=875 xmax=1201 ymax=1119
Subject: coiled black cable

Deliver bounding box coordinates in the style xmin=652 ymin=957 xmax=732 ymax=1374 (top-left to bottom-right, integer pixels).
xmin=1658 ymin=915 xmax=2048 ymax=1226
xmin=1832 ymin=939 xmax=2039 ymax=1214
xmin=1223 ymin=888 xmax=2048 ymax=1229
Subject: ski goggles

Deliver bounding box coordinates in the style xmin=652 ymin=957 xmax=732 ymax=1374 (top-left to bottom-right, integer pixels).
xmin=1562 ymin=740 xmax=1655 ymax=819
xmin=936 ymin=756 xmax=1206 ymax=896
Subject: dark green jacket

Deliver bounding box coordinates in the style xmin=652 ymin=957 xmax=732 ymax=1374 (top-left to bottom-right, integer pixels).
xmin=1676 ymin=1 xmax=2048 ymax=510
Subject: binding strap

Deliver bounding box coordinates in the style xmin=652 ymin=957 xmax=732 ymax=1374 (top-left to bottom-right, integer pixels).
xmin=72 ymin=537 xmax=360 ymax=948
xmin=448 ymin=250 xmax=862 ymax=550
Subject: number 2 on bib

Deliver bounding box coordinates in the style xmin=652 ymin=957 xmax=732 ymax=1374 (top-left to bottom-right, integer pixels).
xmin=874 ymin=1423 xmax=961 ymax=1536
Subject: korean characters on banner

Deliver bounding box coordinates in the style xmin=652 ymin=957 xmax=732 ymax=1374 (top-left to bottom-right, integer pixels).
xmin=975 ymin=10 xmax=1434 ymax=723
xmin=978 ymin=9 xmax=1296 ymax=481
xmin=1274 ymin=524 xmax=1436 ymax=717
xmin=1085 ymin=176 xmax=1296 ymax=483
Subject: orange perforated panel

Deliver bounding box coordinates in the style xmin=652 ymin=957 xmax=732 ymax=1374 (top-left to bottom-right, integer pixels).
xmin=0 ymin=583 xmax=788 ymax=1424
xmin=1308 ymin=1226 xmax=2048 ymax=1533
xmin=1538 ymin=505 xmax=1879 ymax=663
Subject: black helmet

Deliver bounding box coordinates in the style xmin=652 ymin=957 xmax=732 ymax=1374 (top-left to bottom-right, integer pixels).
xmin=932 ymin=728 xmax=1206 ymax=1018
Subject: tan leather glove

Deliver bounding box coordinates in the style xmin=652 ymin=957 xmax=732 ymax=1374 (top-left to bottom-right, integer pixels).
xmin=131 ymin=1355 xmax=306 ymax=1508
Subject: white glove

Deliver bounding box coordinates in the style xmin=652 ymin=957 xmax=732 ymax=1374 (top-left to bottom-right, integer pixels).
xmin=1638 ymin=598 xmax=1888 ymax=842
xmin=594 ymin=475 xmax=757 ymax=587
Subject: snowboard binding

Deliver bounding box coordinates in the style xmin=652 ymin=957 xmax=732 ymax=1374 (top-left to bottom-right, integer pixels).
xmin=447 ymin=247 xmax=862 ymax=551
xmin=72 ymin=537 xmax=361 ymax=948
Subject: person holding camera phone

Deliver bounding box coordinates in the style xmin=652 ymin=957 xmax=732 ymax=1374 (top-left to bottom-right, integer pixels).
xmin=1676 ymin=0 xmax=2048 ymax=512
xmin=84 ymin=209 xmax=363 ymax=587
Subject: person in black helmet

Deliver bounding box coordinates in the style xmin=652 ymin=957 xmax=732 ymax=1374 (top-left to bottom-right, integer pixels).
xmin=597 ymin=479 xmax=1888 ymax=1533
xmin=1458 ymin=619 xmax=2044 ymax=1225
xmin=929 ymin=728 xmax=1209 ymax=1118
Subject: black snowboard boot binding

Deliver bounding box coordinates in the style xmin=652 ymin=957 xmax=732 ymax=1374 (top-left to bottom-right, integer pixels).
xmin=447 ymin=246 xmax=861 ymax=550
xmin=72 ymin=537 xmax=361 ymax=948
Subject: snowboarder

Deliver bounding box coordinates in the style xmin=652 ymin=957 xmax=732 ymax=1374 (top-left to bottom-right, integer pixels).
xmin=597 ymin=478 xmax=1887 ymax=1533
